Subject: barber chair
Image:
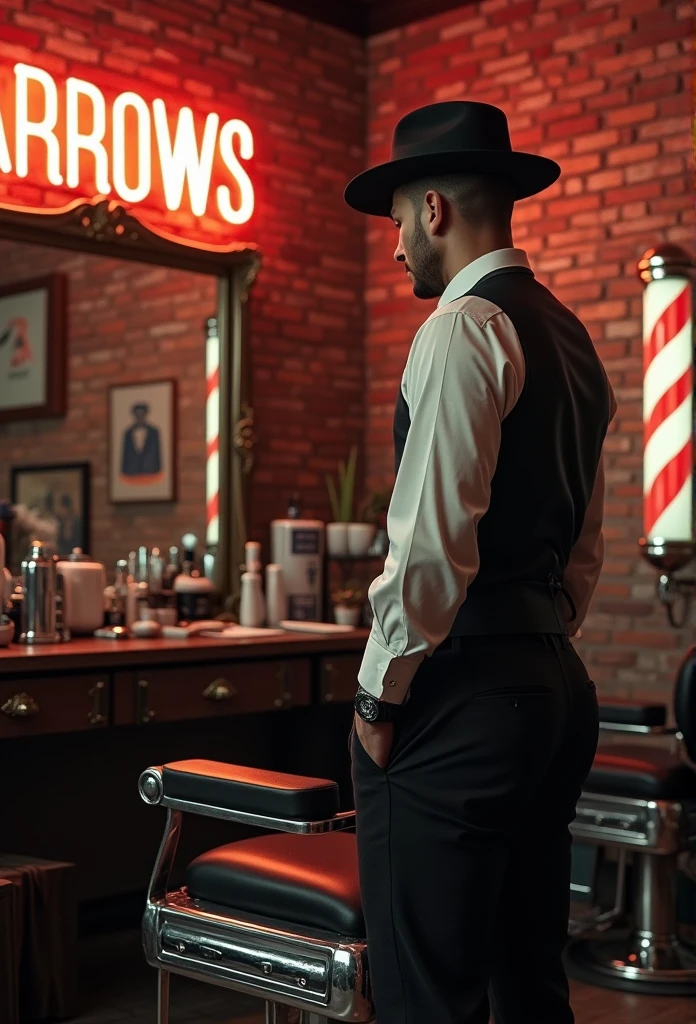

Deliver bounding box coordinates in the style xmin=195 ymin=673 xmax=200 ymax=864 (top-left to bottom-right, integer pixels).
xmin=566 ymin=646 xmax=696 ymax=995
xmin=138 ymin=759 xmax=374 ymax=1024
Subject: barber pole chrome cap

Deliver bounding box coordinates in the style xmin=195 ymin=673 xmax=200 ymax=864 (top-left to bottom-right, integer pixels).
xmin=637 ymin=244 xmax=695 ymax=573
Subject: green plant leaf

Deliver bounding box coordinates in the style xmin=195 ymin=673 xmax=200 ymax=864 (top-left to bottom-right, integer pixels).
xmin=326 ymin=474 xmax=340 ymax=522
xmin=341 ymin=445 xmax=357 ymax=522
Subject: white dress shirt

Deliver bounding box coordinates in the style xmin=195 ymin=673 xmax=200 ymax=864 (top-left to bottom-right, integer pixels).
xmin=358 ymin=248 xmax=615 ymax=704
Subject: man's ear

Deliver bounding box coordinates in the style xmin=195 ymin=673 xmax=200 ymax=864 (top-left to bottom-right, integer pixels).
xmin=423 ymin=189 xmax=445 ymax=236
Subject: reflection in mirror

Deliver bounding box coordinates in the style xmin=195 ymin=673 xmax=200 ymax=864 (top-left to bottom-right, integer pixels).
xmin=0 ymin=238 xmax=215 ymax=578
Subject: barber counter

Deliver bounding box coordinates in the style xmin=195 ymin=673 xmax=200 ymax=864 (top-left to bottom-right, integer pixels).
xmin=0 ymin=632 xmax=368 ymax=906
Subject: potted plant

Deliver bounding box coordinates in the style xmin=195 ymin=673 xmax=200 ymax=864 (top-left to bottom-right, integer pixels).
xmin=331 ymin=581 xmax=365 ymax=627
xmin=325 ymin=445 xmax=357 ymax=556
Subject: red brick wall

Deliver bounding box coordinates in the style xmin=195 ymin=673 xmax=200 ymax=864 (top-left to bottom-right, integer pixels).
xmin=365 ymin=0 xmax=693 ymax=699
xmin=0 ymin=0 xmax=367 ymax=547
xmin=0 ymin=239 xmax=216 ymax=571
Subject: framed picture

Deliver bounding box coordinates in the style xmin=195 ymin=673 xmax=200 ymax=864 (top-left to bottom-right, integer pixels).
xmin=0 ymin=274 xmax=67 ymax=423
xmin=11 ymin=463 xmax=90 ymax=558
xmin=109 ymin=379 xmax=177 ymax=503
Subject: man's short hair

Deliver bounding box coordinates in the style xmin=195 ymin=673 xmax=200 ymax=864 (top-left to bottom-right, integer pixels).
xmin=400 ymin=173 xmax=515 ymax=229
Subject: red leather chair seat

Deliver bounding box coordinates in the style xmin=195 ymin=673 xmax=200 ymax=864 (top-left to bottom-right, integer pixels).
xmin=186 ymin=831 xmax=364 ymax=937
xmin=586 ymin=744 xmax=696 ymax=800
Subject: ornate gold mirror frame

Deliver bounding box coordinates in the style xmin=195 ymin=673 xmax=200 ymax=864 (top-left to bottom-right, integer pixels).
xmin=0 ymin=197 xmax=260 ymax=606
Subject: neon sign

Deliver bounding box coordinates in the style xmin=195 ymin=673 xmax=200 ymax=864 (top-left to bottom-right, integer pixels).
xmin=0 ymin=62 xmax=255 ymax=226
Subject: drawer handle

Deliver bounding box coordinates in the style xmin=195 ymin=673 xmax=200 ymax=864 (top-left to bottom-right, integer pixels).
xmin=136 ymin=679 xmax=155 ymax=724
xmin=323 ymin=661 xmax=335 ymax=702
xmin=273 ymin=663 xmax=293 ymax=709
xmin=203 ymin=679 xmax=237 ymax=702
xmin=88 ymin=680 xmax=107 ymax=727
xmin=2 ymin=693 xmax=39 ymax=718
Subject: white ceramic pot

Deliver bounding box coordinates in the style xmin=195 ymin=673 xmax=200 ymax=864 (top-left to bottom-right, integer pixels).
xmin=347 ymin=523 xmax=376 ymax=557
xmin=56 ymin=548 xmax=107 ymax=635
xmin=334 ymin=604 xmax=361 ymax=627
xmin=326 ymin=522 xmax=349 ymax=557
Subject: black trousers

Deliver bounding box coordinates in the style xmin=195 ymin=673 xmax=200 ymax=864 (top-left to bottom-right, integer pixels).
xmin=351 ymin=634 xmax=599 ymax=1024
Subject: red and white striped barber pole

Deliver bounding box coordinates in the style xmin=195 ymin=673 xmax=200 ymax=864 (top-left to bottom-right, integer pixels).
xmin=638 ymin=245 xmax=694 ymax=567
xmin=205 ymin=317 xmax=220 ymax=549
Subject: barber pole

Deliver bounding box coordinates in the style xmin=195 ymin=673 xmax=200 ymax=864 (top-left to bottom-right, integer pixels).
xmin=205 ymin=317 xmax=220 ymax=548
xmin=639 ymin=245 xmax=694 ymax=550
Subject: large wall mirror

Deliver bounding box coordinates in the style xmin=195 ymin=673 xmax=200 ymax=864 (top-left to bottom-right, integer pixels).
xmin=0 ymin=198 xmax=259 ymax=606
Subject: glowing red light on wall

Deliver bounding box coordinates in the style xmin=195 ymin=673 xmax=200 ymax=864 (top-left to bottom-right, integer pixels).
xmin=0 ymin=62 xmax=255 ymax=226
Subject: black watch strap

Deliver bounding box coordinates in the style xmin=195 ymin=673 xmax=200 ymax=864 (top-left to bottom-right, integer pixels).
xmin=354 ymin=686 xmax=402 ymax=723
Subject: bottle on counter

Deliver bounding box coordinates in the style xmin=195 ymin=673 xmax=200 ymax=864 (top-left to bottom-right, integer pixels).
xmin=108 ymin=560 xmax=129 ymax=628
xmin=239 ymin=570 xmax=266 ymax=628
xmin=245 ymin=540 xmax=262 ymax=574
xmin=162 ymin=546 xmax=180 ymax=590
xmin=134 ymin=546 xmax=148 ymax=585
xmin=148 ymin=547 xmax=165 ymax=610
xmin=265 ymin=563 xmax=287 ymax=628
xmin=19 ymin=540 xmax=60 ymax=644
xmin=270 ymin=497 xmax=324 ymax=621
xmin=173 ymin=534 xmax=214 ymax=621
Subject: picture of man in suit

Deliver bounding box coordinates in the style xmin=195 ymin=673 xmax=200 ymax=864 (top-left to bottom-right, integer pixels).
xmin=120 ymin=403 xmax=163 ymax=482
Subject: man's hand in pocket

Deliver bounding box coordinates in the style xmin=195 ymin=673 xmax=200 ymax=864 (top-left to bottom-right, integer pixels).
xmin=354 ymin=714 xmax=394 ymax=769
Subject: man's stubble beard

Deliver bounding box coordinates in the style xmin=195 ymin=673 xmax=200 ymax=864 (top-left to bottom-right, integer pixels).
xmin=407 ymin=216 xmax=444 ymax=301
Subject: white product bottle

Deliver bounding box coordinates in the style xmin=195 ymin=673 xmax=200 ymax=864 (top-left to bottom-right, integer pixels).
xmin=265 ymin=563 xmax=287 ymax=628
xmin=239 ymin=571 xmax=266 ymax=628
xmin=245 ymin=540 xmax=262 ymax=573
xmin=270 ymin=514 xmax=324 ymax=621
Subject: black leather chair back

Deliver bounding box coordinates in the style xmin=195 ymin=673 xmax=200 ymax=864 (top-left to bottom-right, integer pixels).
xmin=674 ymin=646 xmax=696 ymax=764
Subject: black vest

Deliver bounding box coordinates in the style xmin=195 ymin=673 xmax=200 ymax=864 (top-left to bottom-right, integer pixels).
xmin=393 ymin=266 xmax=611 ymax=635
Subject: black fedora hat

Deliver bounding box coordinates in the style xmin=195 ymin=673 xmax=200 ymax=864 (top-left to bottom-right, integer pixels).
xmin=345 ymin=101 xmax=560 ymax=216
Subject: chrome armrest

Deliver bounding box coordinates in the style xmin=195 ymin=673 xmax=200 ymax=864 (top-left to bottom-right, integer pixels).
xmin=138 ymin=759 xmax=355 ymax=834
xmin=599 ymin=722 xmax=679 ymax=736
xmin=598 ymin=700 xmax=669 ymax=735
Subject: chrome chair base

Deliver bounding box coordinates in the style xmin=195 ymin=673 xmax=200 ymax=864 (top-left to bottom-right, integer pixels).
xmin=143 ymin=890 xmax=374 ymax=1023
xmin=568 ymin=787 xmax=696 ymax=994
xmin=566 ymin=929 xmax=696 ymax=996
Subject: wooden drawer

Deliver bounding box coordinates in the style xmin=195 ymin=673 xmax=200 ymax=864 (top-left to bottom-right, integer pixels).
xmin=319 ymin=654 xmax=362 ymax=704
xmin=115 ymin=657 xmax=312 ymax=726
xmin=0 ymin=673 xmax=110 ymax=738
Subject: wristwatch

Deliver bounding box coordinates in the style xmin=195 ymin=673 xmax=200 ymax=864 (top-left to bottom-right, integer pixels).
xmin=354 ymin=686 xmax=403 ymax=723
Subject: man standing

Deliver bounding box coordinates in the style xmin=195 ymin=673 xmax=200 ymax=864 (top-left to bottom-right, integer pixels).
xmin=345 ymin=102 xmax=615 ymax=1024
xmin=121 ymin=403 xmax=162 ymax=481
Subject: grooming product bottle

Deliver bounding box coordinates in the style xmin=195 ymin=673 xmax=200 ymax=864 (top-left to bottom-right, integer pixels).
xmin=148 ymin=547 xmax=165 ymax=608
xmin=137 ymin=546 xmax=149 ymax=584
xmin=239 ymin=540 xmax=266 ymax=627
xmin=245 ymin=541 xmax=262 ymax=573
xmin=174 ymin=533 xmax=214 ymax=621
xmin=19 ymin=540 xmax=60 ymax=644
xmin=239 ymin=570 xmax=266 ymax=628
xmin=265 ymin=564 xmax=287 ymax=628
xmin=107 ymin=560 xmax=129 ymax=627
xmin=270 ymin=497 xmax=324 ymax=621
xmin=162 ymin=546 xmax=180 ymax=592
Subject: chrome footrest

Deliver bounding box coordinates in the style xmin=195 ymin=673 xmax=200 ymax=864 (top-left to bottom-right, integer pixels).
xmin=566 ymin=929 xmax=696 ymax=996
xmin=571 ymin=793 xmax=696 ymax=852
xmin=143 ymin=891 xmax=374 ymax=1022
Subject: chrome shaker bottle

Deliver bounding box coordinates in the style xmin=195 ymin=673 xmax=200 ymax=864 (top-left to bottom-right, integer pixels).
xmin=19 ymin=541 xmax=60 ymax=644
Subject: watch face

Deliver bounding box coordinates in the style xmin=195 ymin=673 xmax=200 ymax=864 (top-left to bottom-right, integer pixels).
xmin=356 ymin=692 xmax=379 ymax=723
